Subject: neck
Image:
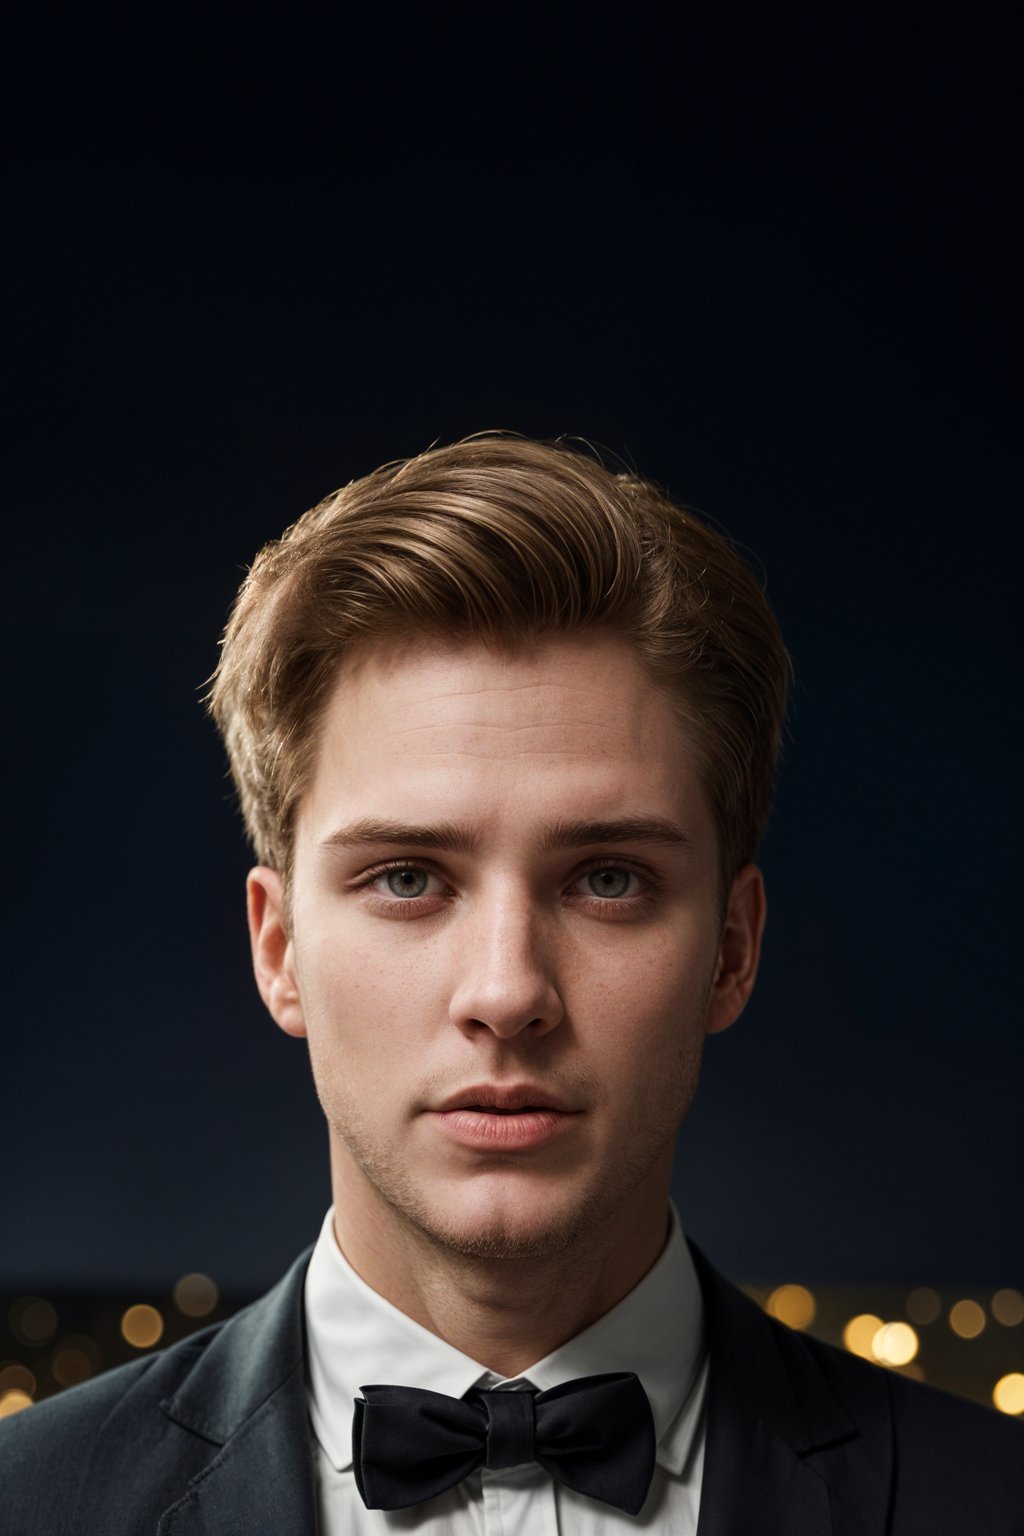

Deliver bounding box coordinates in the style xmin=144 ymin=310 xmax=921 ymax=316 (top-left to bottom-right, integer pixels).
xmin=329 ymin=1152 xmax=674 ymax=1377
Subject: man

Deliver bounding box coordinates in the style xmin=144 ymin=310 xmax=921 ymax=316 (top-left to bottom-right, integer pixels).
xmin=3 ymin=435 xmax=1021 ymax=1532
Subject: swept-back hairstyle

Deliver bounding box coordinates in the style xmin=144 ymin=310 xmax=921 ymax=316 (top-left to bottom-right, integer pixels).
xmin=209 ymin=435 xmax=789 ymax=890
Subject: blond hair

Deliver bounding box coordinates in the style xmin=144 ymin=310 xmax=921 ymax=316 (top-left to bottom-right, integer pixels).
xmin=208 ymin=435 xmax=789 ymax=888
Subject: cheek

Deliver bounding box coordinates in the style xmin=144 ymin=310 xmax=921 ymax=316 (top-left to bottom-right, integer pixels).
xmin=581 ymin=928 xmax=715 ymax=1017
xmin=301 ymin=916 xmax=407 ymax=1018
xmin=295 ymin=923 xmax=446 ymax=1090
xmin=577 ymin=936 xmax=715 ymax=1084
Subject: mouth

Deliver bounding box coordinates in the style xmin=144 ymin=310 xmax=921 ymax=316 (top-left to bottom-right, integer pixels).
xmin=474 ymin=1106 xmax=541 ymax=1115
xmin=434 ymin=1085 xmax=577 ymax=1114
xmin=429 ymin=1086 xmax=581 ymax=1151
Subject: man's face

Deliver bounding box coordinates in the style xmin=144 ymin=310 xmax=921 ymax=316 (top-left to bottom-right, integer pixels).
xmin=249 ymin=631 xmax=764 ymax=1259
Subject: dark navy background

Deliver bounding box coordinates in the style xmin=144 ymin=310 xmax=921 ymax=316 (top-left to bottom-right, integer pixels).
xmin=4 ymin=5 xmax=1020 ymax=1292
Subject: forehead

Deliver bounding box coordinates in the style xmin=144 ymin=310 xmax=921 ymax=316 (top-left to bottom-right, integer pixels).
xmin=298 ymin=631 xmax=714 ymax=852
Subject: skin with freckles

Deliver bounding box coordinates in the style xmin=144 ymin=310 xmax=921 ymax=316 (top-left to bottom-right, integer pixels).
xmin=248 ymin=631 xmax=766 ymax=1373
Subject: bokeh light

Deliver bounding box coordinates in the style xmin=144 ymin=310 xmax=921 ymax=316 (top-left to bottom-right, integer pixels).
xmin=173 ymin=1272 xmax=219 ymax=1319
xmin=120 ymin=1304 xmax=164 ymax=1349
xmin=843 ymin=1313 xmax=883 ymax=1359
xmin=872 ymin=1321 xmax=919 ymax=1366
xmin=991 ymin=1289 xmax=1024 ymax=1327
xmin=52 ymin=1345 xmax=93 ymax=1388
xmin=0 ymin=1364 xmax=36 ymax=1396
xmin=905 ymin=1287 xmax=940 ymax=1325
xmin=0 ymin=1389 xmax=34 ymax=1417
xmin=10 ymin=1297 xmax=58 ymax=1346
xmin=949 ymin=1299 xmax=986 ymax=1339
xmin=766 ymin=1284 xmax=816 ymax=1330
xmin=993 ymin=1374 xmax=1024 ymax=1416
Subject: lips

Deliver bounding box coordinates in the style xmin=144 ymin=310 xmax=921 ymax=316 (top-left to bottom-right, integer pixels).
xmin=430 ymin=1085 xmax=580 ymax=1151
xmin=434 ymin=1084 xmax=576 ymax=1114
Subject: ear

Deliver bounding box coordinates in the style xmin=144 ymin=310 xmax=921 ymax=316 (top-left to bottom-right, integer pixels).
xmin=246 ymin=867 xmax=307 ymax=1039
xmin=705 ymin=863 xmax=766 ymax=1035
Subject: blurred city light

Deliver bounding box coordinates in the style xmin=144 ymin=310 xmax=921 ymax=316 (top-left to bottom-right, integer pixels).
xmin=765 ymin=1284 xmax=816 ymax=1330
xmin=905 ymin=1287 xmax=940 ymax=1325
xmin=52 ymin=1344 xmax=93 ymax=1387
xmin=993 ymin=1373 xmax=1024 ymax=1416
xmin=10 ymin=1297 xmax=57 ymax=1346
xmin=120 ymin=1304 xmax=164 ymax=1349
xmin=991 ymin=1289 xmax=1024 ymax=1328
xmin=173 ymin=1272 xmax=219 ymax=1318
xmin=872 ymin=1321 xmax=919 ymax=1366
xmin=949 ymin=1299 xmax=986 ymax=1339
xmin=843 ymin=1313 xmax=883 ymax=1359
xmin=0 ymin=1364 xmax=35 ymax=1396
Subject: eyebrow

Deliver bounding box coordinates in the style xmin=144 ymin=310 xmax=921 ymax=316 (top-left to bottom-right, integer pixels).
xmin=319 ymin=816 xmax=693 ymax=857
xmin=539 ymin=818 xmax=693 ymax=854
xmin=320 ymin=818 xmax=479 ymax=854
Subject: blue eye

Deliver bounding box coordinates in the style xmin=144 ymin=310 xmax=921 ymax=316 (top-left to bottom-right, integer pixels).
xmin=586 ymin=868 xmax=632 ymax=898
xmin=385 ymin=868 xmax=430 ymax=898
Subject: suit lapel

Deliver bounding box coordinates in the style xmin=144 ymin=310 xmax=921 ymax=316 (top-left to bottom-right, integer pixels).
xmin=156 ymin=1363 xmax=318 ymax=1536
xmin=696 ymin=1399 xmax=833 ymax=1536
xmin=689 ymin=1243 xmax=893 ymax=1536
xmin=155 ymin=1248 xmax=319 ymax=1536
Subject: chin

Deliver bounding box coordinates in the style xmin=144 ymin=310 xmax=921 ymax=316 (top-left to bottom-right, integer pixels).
xmin=400 ymin=1173 xmax=612 ymax=1261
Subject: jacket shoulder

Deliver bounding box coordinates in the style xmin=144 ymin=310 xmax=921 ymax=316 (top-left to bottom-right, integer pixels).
xmin=785 ymin=1323 xmax=1024 ymax=1528
xmin=0 ymin=1326 xmax=221 ymax=1536
xmin=0 ymin=1249 xmax=312 ymax=1536
xmin=692 ymin=1244 xmax=1024 ymax=1534
xmin=881 ymin=1357 xmax=1024 ymax=1531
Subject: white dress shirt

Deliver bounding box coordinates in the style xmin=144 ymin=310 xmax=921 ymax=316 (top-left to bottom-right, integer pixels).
xmin=304 ymin=1204 xmax=708 ymax=1534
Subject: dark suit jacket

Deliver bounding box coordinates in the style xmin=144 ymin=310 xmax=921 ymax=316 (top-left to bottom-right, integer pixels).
xmin=2 ymin=1242 xmax=1022 ymax=1534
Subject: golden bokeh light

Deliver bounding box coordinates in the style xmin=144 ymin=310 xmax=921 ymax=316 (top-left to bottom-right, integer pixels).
xmin=991 ymin=1288 xmax=1024 ymax=1328
xmin=993 ymin=1373 xmax=1024 ymax=1416
xmin=173 ymin=1272 xmax=219 ymax=1319
xmin=52 ymin=1346 xmax=93 ymax=1388
xmin=905 ymin=1287 xmax=940 ymax=1325
xmin=11 ymin=1297 xmax=58 ymax=1346
xmin=872 ymin=1321 xmax=919 ymax=1367
xmin=0 ymin=1364 xmax=36 ymax=1396
xmin=0 ymin=1389 xmax=33 ymax=1417
xmin=843 ymin=1313 xmax=883 ymax=1359
xmin=949 ymin=1299 xmax=986 ymax=1339
xmin=766 ymin=1284 xmax=816 ymax=1330
xmin=121 ymin=1304 xmax=164 ymax=1349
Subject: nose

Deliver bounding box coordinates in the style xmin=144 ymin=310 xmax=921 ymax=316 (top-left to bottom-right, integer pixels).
xmin=447 ymin=890 xmax=564 ymax=1041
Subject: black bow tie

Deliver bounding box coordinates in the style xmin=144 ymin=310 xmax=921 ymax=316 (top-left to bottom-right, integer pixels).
xmin=353 ymin=1372 xmax=656 ymax=1515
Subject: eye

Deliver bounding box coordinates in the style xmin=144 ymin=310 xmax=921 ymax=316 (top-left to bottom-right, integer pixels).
xmin=575 ymin=865 xmax=641 ymax=900
xmin=381 ymin=867 xmax=432 ymax=898
xmin=356 ymin=860 xmax=451 ymax=917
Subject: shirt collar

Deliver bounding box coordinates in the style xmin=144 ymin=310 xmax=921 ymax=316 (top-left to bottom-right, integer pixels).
xmin=303 ymin=1203 xmax=706 ymax=1476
